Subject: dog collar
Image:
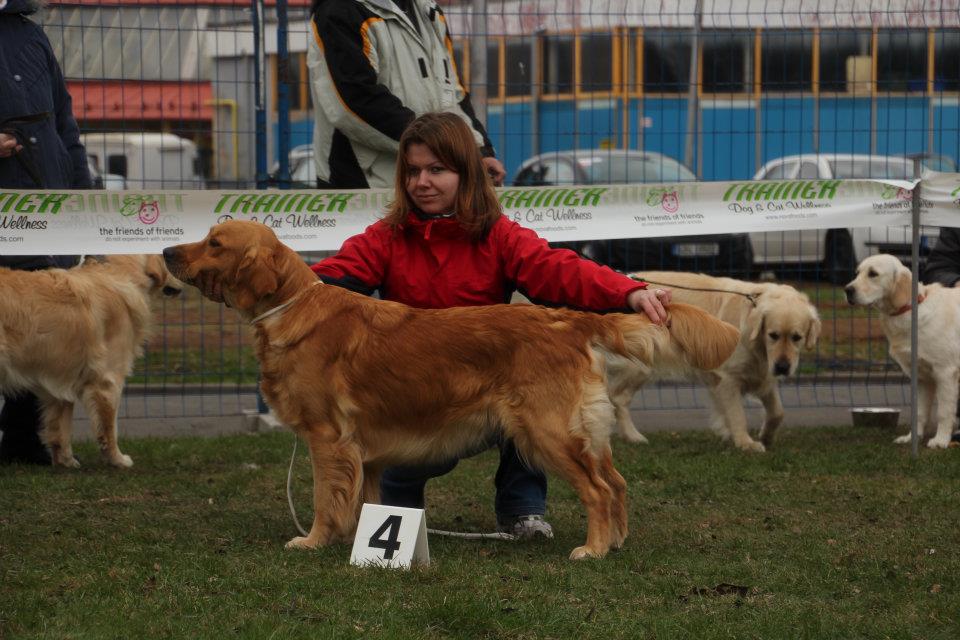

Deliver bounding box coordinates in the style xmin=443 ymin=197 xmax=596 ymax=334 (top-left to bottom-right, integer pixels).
xmin=890 ymin=293 xmax=926 ymax=317
xmin=249 ymin=280 xmax=322 ymax=325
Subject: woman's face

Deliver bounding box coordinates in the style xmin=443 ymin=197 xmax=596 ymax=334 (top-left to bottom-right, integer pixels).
xmin=404 ymin=143 xmax=460 ymax=216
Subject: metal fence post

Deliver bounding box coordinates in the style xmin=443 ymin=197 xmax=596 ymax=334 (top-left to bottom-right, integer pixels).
xmin=909 ymin=158 xmax=922 ymax=459
xmin=253 ymin=0 xmax=268 ymax=188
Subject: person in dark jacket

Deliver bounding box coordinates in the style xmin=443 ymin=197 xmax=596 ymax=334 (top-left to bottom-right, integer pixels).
xmin=0 ymin=0 xmax=91 ymax=464
xmin=922 ymin=227 xmax=960 ymax=289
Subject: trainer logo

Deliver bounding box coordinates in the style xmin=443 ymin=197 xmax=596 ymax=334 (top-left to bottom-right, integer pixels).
xmin=137 ymin=200 xmax=161 ymax=224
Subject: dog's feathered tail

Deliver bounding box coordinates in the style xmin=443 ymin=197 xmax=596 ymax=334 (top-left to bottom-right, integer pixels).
xmin=604 ymin=302 xmax=739 ymax=374
xmin=666 ymin=303 xmax=740 ymax=370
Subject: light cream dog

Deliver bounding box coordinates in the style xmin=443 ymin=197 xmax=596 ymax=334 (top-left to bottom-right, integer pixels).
xmin=616 ymin=271 xmax=821 ymax=452
xmin=845 ymin=254 xmax=960 ymax=449
xmin=0 ymin=255 xmax=182 ymax=467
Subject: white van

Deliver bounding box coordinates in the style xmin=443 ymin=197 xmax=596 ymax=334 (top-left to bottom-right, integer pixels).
xmin=81 ymin=132 xmax=205 ymax=190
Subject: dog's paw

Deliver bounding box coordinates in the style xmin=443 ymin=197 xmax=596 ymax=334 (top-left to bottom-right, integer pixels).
xmin=926 ymin=437 xmax=951 ymax=449
xmin=569 ymin=545 xmax=606 ymax=560
xmin=285 ymin=536 xmax=319 ymax=550
xmin=54 ymin=455 xmax=81 ymax=468
xmin=109 ymin=454 xmax=134 ymax=468
xmin=893 ymin=434 xmax=912 ymax=445
xmin=619 ymin=430 xmax=649 ymax=445
xmin=736 ymin=440 xmax=766 ymax=453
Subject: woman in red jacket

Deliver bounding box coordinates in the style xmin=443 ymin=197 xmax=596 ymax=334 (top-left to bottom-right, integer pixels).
xmin=312 ymin=112 xmax=671 ymax=539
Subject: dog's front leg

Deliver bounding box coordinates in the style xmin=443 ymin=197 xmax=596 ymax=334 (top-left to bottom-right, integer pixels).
xmin=285 ymin=426 xmax=364 ymax=549
xmin=896 ymin=378 xmax=935 ymax=445
xmin=757 ymin=384 xmax=785 ymax=449
xmin=928 ymin=369 xmax=959 ymax=449
xmin=707 ymin=379 xmax=765 ymax=453
xmin=42 ymin=400 xmax=79 ymax=468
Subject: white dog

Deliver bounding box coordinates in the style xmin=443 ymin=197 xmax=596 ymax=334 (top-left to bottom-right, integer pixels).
xmin=845 ymin=254 xmax=960 ymax=449
xmin=615 ymin=272 xmax=821 ymax=452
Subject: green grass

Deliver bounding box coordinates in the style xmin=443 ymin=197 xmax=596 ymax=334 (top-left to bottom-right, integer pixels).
xmin=2 ymin=427 xmax=958 ymax=639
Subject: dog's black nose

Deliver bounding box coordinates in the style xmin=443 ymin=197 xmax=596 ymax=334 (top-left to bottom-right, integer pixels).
xmin=162 ymin=246 xmax=176 ymax=263
xmin=774 ymin=360 xmax=791 ymax=376
xmin=844 ymin=286 xmax=855 ymax=304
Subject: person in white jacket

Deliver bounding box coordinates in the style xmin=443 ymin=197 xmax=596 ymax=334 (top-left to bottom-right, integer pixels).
xmin=307 ymin=0 xmax=505 ymax=188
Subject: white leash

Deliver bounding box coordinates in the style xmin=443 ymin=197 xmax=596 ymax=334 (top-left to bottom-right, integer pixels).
xmin=284 ymin=435 xmax=517 ymax=540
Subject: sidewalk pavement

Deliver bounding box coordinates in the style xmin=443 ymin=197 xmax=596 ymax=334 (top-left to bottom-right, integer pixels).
xmin=62 ymin=381 xmax=917 ymax=442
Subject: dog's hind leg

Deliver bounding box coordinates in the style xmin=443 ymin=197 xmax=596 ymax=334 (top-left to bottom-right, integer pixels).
xmin=286 ymin=424 xmax=364 ymax=549
xmin=81 ymin=383 xmax=131 ymax=467
xmin=757 ymin=384 xmax=785 ymax=449
xmin=42 ymin=399 xmax=79 ymax=468
xmin=597 ymin=446 xmax=628 ymax=550
xmin=611 ymin=387 xmax=648 ymax=444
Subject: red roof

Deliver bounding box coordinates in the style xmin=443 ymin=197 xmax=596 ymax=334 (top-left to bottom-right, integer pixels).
xmin=53 ymin=0 xmax=311 ymax=6
xmin=67 ymin=81 xmax=213 ymax=121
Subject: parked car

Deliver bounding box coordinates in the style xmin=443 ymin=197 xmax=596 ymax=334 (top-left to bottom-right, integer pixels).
xmin=512 ymin=149 xmax=755 ymax=277
xmin=750 ymin=153 xmax=957 ymax=282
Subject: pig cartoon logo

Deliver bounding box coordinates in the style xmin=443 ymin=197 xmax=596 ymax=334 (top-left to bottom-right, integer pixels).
xmin=138 ymin=201 xmax=160 ymax=224
xmin=661 ymin=191 xmax=680 ymax=213
xmin=896 ymin=187 xmax=912 ymax=201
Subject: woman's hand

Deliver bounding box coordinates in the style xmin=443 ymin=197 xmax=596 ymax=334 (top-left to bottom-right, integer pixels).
xmin=481 ymin=157 xmax=506 ymax=186
xmin=0 ymin=133 xmax=22 ymax=158
xmin=627 ymin=287 xmax=672 ymax=325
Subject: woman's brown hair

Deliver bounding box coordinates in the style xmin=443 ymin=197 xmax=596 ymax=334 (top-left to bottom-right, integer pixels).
xmin=383 ymin=112 xmax=502 ymax=241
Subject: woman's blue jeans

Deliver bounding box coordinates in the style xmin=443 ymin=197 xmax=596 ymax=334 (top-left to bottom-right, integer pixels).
xmin=379 ymin=436 xmax=547 ymax=518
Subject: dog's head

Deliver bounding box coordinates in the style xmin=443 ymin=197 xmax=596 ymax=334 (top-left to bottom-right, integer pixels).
xmin=163 ymin=220 xmax=289 ymax=315
xmin=844 ymin=254 xmax=913 ymax=311
xmin=144 ymin=254 xmax=184 ymax=298
xmin=745 ymin=288 xmax=821 ymax=378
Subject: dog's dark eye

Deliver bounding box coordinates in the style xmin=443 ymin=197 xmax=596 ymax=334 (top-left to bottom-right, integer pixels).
xmin=208 ymin=238 xmax=221 ymax=248
xmin=768 ymin=332 xmax=780 ymax=341
xmin=868 ymin=269 xmax=877 ymax=278
xmin=791 ymin=334 xmax=802 ymax=343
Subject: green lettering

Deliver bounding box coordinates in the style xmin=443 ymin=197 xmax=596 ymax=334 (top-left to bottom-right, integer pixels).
xmin=817 ymin=180 xmax=841 ymax=199
xmin=252 ymin=194 xmax=279 ymax=213
xmin=580 ymin=187 xmax=605 ymax=207
xmin=15 ymin=194 xmax=38 ymax=213
xmin=214 ymin=194 xmax=235 ymax=213
xmin=327 ymin=192 xmax=353 ymax=212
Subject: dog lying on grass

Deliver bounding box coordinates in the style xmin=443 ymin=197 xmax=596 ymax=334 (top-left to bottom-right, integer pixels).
xmin=614 ymin=271 xmax=821 ymax=452
xmin=845 ymin=254 xmax=960 ymax=449
xmin=0 ymin=255 xmax=182 ymax=467
xmin=163 ymin=220 xmax=740 ymax=559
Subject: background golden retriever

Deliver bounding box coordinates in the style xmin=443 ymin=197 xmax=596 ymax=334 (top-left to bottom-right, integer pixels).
xmin=617 ymin=271 xmax=821 ymax=452
xmin=845 ymin=254 xmax=960 ymax=449
xmin=163 ymin=220 xmax=740 ymax=560
xmin=0 ymin=255 xmax=182 ymax=467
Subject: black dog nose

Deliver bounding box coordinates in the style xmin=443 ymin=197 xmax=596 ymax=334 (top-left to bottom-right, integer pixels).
xmin=844 ymin=286 xmax=855 ymax=304
xmin=774 ymin=360 xmax=791 ymax=376
xmin=162 ymin=246 xmax=176 ymax=263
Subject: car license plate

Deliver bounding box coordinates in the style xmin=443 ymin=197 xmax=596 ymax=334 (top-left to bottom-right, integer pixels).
xmin=672 ymin=242 xmax=720 ymax=258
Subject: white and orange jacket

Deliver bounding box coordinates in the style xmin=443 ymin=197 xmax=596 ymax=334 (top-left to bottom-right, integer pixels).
xmin=307 ymin=0 xmax=494 ymax=188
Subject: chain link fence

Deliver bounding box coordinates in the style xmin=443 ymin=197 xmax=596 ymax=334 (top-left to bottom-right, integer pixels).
xmin=28 ymin=0 xmax=960 ymax=419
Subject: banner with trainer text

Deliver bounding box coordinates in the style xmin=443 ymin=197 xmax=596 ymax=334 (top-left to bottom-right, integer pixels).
xmin=2 ymin=176 xmax=958 ymax=254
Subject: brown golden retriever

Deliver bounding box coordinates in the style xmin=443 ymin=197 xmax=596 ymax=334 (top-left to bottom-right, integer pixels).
xmin=616 ymin=271 xmax=821 ymax=452
xmin=163 ymin=220 xmax=740 ymax=559
xmin=0 ymin=255 xmax=182 ymax=467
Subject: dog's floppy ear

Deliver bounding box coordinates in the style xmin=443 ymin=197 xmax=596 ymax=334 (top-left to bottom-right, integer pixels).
xmin=747 ymin=306 xmax=765 ymax=343
xmin=804 ymin=309 xmax=822 ymax=350
xmin=232 ymin=244 xmax=279 ymax=309
xmin=889 ymin=267 xmax=913 ymax=311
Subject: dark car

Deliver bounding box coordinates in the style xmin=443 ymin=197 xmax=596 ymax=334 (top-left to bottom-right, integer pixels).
xmin=512 ymin=149 xmax=754 ymax=277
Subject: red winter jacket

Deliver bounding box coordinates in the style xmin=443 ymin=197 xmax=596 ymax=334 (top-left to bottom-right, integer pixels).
xmin=311 ymin=212 xmax=647 ymax=311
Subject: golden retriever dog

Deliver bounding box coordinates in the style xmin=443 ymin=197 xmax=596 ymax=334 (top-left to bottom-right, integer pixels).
xmin=845 ymin=254 xmax=960 ymax=449
xmin=163 ymin=220 xmax=740 ymax=560
xmin=615 ymin=271 xmax=821 ymax=452
xmin=0 ymin=255 xmax=182 ymax=467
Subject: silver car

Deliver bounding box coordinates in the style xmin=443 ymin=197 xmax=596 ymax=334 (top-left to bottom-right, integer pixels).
xmin=750 ymin=153 xmax=956 ymax=282
xmin=512 ymin=149 xmax=755 ymax=276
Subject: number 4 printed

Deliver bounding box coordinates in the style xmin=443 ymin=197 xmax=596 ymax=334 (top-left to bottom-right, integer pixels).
xmin=368 ymin=515 xmax=402 ymax=559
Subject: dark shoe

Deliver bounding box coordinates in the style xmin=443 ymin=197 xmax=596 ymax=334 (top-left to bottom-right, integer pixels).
xmin=0 ymin=432 xmax=52 ymax=465
xmin=496 ymin=514 xmax=554 ymax=540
